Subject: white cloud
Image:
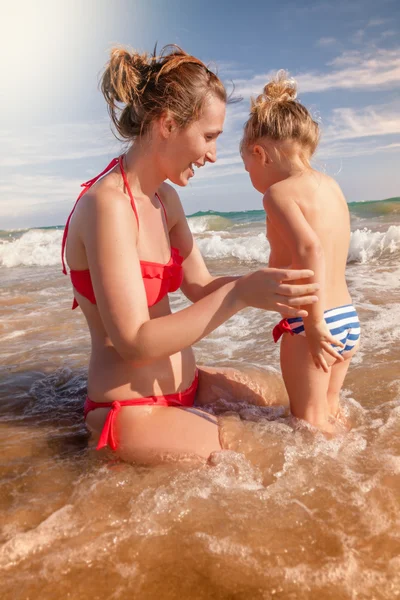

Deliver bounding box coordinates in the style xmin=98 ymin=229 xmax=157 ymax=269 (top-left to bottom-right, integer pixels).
xmin=0 ymin=173 xmax=82 ymax=219
xmin=0 ymin=121 xmax=123 ymax=168
xmin=316 ymin=138 xmax=400 ymax=160
xmin=315 ymin=101 xmax=400 ymax=159
xmin=316 ymin=37 xmax=337 ymax=47
xmin=376 ymin=142 xmax=400 ymax=150
xmin=367 ymin=18 xmax=390 ymax=27
xmin=381 ymin=30 xmax=397 ymax=39
xmin=234 ymin=47 xmax=400 ymax=96
xmin=322 ymin=103 xmax=400 ymax=142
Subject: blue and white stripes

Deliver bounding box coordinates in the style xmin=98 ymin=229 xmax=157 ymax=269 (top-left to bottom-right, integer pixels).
xmin=287 ymin=304 xmax=361 ymax=354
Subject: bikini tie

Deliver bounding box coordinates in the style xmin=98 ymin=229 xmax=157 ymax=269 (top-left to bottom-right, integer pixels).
xmin=272 ymin=318 xmax=295 ymax=343
xmin=97 ymin=401 xmax=121 ymax=451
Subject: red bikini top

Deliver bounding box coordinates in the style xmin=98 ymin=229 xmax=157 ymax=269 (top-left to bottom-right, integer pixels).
xmin=61 ymin=156 xmax=184 ymax=309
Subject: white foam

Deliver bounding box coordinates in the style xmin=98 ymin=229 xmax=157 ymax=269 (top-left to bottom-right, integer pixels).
xmin=197 ymin=233 xmax=270 ymax=262
xmin=196 ymin=226 xmax=400 ymax=264
xmin=0 ymin=505 xmax=76 ymax=569
xmin=1 ymin=224 xmax=398 ymax=268
xmin=348 ymin=226 xmax=400 ymax=263
xmin=0 ymin=229 xmax=63 ymax=267
xmin=0 ymin=330 xmax=27 ymax=342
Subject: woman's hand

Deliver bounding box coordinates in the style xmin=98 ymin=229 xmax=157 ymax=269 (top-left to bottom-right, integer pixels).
xmin=304 ymin=319 xmax=345 ymax=372
xmin=236 ymin=268 xmax=320 ymax=317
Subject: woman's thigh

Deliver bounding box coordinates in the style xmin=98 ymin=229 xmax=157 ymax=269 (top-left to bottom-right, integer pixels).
xmin=116 ymin=405 xmax=222 ymax=463
xmin=86 ymin=363 xmax=288 ymax=464
xmin=195 ymin=363 xmax=289 ymax=408
xmin=86 ymin=404 xmax=222 ymax=464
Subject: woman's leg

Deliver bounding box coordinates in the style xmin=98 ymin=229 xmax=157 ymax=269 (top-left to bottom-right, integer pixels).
xmin=85 ymin=363 xmax=289 ymax=464
xmin=195 ymin=364 xmax=289 ymax=408
xmin=86 ymin=404 xmax=222 ymax=464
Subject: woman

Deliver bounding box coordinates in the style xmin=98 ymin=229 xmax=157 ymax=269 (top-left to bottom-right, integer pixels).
xmin=62 ymin=45 xmax=319 ymax=463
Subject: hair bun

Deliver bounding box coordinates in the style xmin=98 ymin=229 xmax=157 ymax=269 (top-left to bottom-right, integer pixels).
xmin=100 ymin=43 xmax=227 ymax=141
xmin=262 ymin=70 xmax=297 ymax=103
xmin=103 ymin=47 xmax=151 ymax=105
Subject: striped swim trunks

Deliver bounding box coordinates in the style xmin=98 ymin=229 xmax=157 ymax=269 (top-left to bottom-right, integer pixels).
xmin=273 ymin=304 xmax=361 ymax=354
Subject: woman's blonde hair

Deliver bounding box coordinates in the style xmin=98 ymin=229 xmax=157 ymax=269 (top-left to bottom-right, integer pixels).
xmin=241 ymin=70 xmax=320 ymax=161
xmin=100 ymin=44 xmax=227 ymax=140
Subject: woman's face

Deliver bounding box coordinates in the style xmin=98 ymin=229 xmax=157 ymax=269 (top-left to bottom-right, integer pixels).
xmin=163 ymin=95 xmax=226 ymax=186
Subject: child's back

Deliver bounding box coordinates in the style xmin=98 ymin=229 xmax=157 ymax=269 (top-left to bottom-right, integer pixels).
xmin=267 ymin=171 xmax=351 ymax=310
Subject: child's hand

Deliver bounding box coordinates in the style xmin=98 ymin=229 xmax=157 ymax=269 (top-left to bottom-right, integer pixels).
xmin=304 ymin=320 xmax=345 ymax=372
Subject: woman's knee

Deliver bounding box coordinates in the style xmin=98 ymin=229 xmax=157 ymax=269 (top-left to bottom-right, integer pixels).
xmin=196 ymin=364 xmax=288 ymax=407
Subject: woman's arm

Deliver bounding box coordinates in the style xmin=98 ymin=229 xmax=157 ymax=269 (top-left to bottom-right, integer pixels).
xmin=81 ymin=187 xmax=320 ymax=365
xmin=166 ymin=184 xmax=239 ymax=302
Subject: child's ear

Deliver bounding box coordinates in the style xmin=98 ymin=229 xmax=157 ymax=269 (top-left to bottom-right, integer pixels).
xmin=253 ymin=144 xmax=269 ymax=166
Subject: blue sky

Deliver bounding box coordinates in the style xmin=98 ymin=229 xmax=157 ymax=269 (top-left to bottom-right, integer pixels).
xmin=1 ymin=0 xmax=399 ymax=229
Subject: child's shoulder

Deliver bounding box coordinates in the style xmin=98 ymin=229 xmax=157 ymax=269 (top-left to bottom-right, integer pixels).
xmin=267 ymin=171 xmax=343 ymax=203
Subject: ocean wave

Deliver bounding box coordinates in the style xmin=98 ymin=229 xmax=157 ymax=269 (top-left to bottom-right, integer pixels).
xmin=348 ymin=197 xmax=400 ymax=218
xmin=188 ymin=214 xmax=234 ymax=233
xmin=197 ymin=233 xmax=270 ymax=262
xmin=348 ymin=226 xmax=400 ymax=263
xmin=197 ymin=226 xmax=400 ymax=264
xmin=1 ymin=225 xmax=399 ymax=268
xmin=0 ymin=229 xmax=63 ymax=267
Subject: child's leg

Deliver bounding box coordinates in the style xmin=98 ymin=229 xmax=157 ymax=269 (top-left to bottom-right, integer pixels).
xmin=280 ymin=333 xmax=334 ymax=430
xmin=327 ymin=343 xmax=359 ymax=417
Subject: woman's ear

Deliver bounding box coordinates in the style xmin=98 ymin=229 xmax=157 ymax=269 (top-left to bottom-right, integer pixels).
xmin=253 ymin=144 xmax=270 ymax=166
xmin=159 ymin=111 xmax=177 ymax=139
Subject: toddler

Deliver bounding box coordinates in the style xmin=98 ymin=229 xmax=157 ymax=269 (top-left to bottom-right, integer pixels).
xmin=241 ymin=71 xmax=360 ymax=432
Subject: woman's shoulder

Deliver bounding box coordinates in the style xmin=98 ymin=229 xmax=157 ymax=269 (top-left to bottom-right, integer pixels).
xmin=158 ymin=181 xmax=181 ymax=204
xmin=157 ymin=182 xmax=185 ymax=227
xmin=78 ymin=173 xmax=134 ymax=218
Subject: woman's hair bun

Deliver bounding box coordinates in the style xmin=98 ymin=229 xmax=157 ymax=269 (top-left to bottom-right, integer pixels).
xmin=101 ymin=47 xmax=151 ymax=106
xmin=100 ymin=44 xmax=227 ymax=141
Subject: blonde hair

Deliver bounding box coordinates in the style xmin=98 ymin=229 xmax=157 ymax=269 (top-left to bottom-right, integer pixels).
xmin=241 ymin=70 xmax=320 ymax=161
xmin=100 ymin=44 xmax=227 ymax=140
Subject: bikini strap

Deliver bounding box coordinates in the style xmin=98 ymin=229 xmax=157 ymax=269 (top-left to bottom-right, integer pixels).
xmin=119 ymin=157 xmax=168 ymax=226
xmin=61 ymin=156 xmax=120 ymax=275
xmin=118 ymin=155 xmax=139 ymax=230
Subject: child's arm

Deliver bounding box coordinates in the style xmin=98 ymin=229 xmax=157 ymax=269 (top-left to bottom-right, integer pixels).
xmin=264 ymin=189 xmax=344 ymax=371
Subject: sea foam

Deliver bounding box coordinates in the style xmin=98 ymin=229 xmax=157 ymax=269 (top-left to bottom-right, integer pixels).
xmin=1 ymin=225 xmax=399 ymax=268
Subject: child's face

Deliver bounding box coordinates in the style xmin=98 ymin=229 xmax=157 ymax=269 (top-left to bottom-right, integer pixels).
xmin=242 ymin=146 xmax=271 ymax=194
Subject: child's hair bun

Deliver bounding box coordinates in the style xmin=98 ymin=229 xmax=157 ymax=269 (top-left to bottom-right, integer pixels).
xmin=242 ymin=69 xmax=319 ymax=160
xmin=262 ymin=70 xmax=297 ymax=103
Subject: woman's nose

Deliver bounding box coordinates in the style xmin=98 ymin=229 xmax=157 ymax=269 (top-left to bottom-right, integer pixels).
xmin=205 ymin=147 xmax=217 ymax=163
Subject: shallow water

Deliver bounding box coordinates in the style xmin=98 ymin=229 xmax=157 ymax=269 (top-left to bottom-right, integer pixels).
xmin=0 ymin=207 xmax=399 ymax=599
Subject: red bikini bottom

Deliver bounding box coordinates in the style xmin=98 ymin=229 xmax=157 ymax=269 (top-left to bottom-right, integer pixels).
xmin=84 ymin=370 xmax=199 ymax=451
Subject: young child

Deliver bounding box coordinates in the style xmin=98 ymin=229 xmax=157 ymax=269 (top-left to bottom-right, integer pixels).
xmin=241 ymin=71 xmax=360 ymax=433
